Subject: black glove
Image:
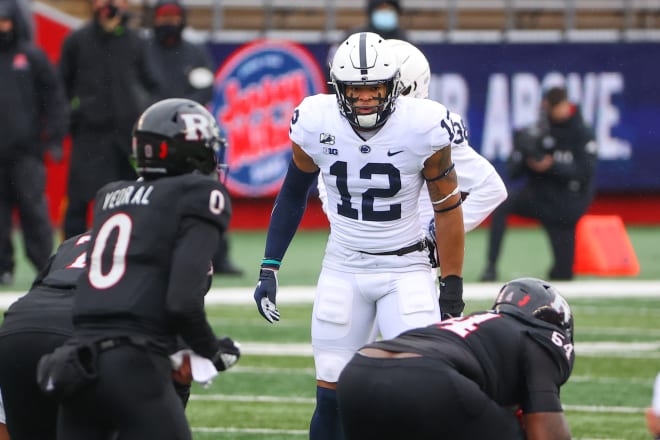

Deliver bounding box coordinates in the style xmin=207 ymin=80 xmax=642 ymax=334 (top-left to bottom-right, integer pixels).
xmin=211 ymin=337 xmax=241 ymax=372
xmin=253 ymin=268 xmax=280 ymax=323
xmin=439 ymin=275 xmax=464 ymax=320
xmin=426 ymin=218 xmax=439 ymax=268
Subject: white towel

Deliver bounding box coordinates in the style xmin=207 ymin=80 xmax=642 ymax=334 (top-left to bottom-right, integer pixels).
xmin=170 ymin=349 xmax=218 ymax=385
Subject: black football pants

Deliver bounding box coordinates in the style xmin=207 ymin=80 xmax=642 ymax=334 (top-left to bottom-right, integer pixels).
xmin=486 ymin=186 xmax=578 ymax=280
xmin=337 ymin=354 xmax=524 ymax=440
xmin=57 ymin=343 xmax=191 ymax=440
xmin=0 ymin=156 xmax=53 ymax=274
xmin=0 ymin=331 xmax=70 ymax=440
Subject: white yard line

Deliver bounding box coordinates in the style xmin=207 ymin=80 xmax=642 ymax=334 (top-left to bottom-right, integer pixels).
xmin=576 ymin=341 xmax=660 ymax=354
xmin=234 ymin=340 xmax=660 ymax=357
xmin=186 ymin=397 xmax=637 ymax=439
xmin=189 ymin=393 xmax=646 ymax=415
xmin=4 ymin=280 xmax=658 ymax=308
xmin=192 ymin=426 xmax=308 ymax=435
xmin=4 ymin=281 xmax=656 ymax=358
xmin=191 ymin=394 xmax=315 ymax=404
xmin=240 ymin=342 xmax=312 ymax=356
xmin=192 ymin=429 xmax=620 ymax=440
xmin=230 ymin=366 xmax=655 ymax=386
xmin=564 ymin=405 xmax=644 ymax=414
xmin=202 ymin=280 xmax=660 ymax=304
xmin=232 ymin=366 xmax=316 ymax=375
xmin=191 ymin=426 xmax=620 ymax=439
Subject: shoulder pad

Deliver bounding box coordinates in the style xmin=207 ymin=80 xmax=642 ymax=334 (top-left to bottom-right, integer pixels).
xmin=180 ymin=175 xmax=231 ymax=231
xmin=289 ymin=94 xmax=336 ymax=147
xmin=526 ymin=327 xmax=575 ymax=384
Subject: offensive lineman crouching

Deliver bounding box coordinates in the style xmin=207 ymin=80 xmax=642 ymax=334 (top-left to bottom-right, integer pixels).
xmin=337 ymin=278 xmax=575 ymax=440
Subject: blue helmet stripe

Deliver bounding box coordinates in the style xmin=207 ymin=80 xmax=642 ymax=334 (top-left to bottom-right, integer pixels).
xmin=359 ymin=32 xmax=368 ymax=75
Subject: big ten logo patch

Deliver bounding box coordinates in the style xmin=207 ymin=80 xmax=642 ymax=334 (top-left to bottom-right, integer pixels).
xmin=212 ymin=39 xmax=327 ymax=197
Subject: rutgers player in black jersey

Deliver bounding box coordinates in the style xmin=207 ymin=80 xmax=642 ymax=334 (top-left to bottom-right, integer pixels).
xmin=56 ymin=98 xmax=241 ymax=440
xmin=0 ymin=232 xmax=90 ymax=439
xmin=337 ymin=278 xmax=575 ymax=440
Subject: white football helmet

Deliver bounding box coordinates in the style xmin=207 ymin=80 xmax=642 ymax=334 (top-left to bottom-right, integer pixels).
xmin=387 ymin=39 xmax=431 ymax=99
xmin=330 ymin=32 xmax=400 ymax=129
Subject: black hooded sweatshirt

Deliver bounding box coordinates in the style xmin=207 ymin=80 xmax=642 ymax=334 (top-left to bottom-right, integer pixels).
xmin=0 ymin=0 xmax=68 ymax=158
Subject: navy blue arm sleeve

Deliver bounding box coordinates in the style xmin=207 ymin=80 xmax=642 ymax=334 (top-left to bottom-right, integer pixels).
xmin=264 ymin=160 xmax=320 ymax=262
xmin=166 ymin=217 xmax=219 ymax=359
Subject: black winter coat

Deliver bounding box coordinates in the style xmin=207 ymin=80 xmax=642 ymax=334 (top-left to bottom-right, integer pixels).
xmin=59 ymin=20 xmax=162 ymax=139
xmin=509 ymin=105 xmax=598 ymax=223
xmin=0 ymin=32 xmax=68 ymax=158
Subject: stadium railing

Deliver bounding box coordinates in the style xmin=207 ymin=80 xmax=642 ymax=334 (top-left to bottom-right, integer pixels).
xmin=38 ymin=0 xmax=660 ymax=42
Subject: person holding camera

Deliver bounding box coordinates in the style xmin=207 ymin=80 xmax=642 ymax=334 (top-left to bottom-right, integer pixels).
xmin=480 ymin=87 xmax=597 ymax=282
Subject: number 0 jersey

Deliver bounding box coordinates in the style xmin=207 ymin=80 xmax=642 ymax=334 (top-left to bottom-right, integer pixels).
xmin=366 ymin=312 xmax=575 ymax=413
xmin=290 ymin=94 xmax=451 ymax=268
xmin=73 ymin=174 xmax=230 ymax=348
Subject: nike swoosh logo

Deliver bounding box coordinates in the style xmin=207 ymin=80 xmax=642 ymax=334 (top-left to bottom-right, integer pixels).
xmin=387 ymin=150 xmax=404 ymax=156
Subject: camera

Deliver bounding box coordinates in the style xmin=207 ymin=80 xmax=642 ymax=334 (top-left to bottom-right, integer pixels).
xmin=513 ymin=116 xmax=556 ymax=162
xmin=513 ymin=127 xmax=545 ymax=161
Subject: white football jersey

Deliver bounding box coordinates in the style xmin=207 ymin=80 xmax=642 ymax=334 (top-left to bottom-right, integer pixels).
xmin=290 ymin=94 xmax=451 ymax=264
xmin=418 ymin=111 xmax=507 ymax=231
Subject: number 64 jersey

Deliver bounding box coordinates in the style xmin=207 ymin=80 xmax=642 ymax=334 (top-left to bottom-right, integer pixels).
xmin=72 ymin=174 xmax=231 ymax=343
xmin=368 ymin=312 xmax=575 ymax=413
xmin=290 ymin=94 xmax=452 ymax=272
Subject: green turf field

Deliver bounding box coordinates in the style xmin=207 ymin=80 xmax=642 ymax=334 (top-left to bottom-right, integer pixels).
xmin=1 ymin=225 xmax=659 ymax=439
xmin=210 ymin=225 xmax=659 ymax=288
xmin=191 ymin=296 xmax=659 ymax=440
xmin=1 ymin=296 xmax=657 ymax=439
xmin=2 ymin=225 xmax=658 ymax=291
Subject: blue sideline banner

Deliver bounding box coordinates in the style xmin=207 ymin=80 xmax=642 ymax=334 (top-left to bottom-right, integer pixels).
xmin=208 ymin=41 xmax=658 ymax=196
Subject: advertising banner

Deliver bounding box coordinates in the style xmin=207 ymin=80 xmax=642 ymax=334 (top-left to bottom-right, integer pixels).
xmin=209 ymin=41 xmax=658 ymax=195
xmin=33 ymin=6 xmax=658 ymax=226
xmin=210 ymin=40 xmax=327 ymax=197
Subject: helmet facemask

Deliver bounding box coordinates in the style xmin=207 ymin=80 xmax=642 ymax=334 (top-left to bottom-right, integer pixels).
xmin=214 ymin=131 xmax=230 ymax=183
xmin=333 ymin=78 xmax=399 ymax=129
xmin=330 ymin=32 xmax=401 ymax=130
xmin=493 ymin=277 xmax=574 ymax=342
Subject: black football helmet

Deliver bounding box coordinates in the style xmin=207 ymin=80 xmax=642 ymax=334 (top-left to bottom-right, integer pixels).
xmin=132 ymin=98 xmax=226 ymax=180
xmin=493 ymin=277 xmax=574 ymax=341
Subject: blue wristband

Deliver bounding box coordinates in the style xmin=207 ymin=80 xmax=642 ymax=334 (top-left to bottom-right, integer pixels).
xmin=261 ymin=258 xmax=281 ymax=270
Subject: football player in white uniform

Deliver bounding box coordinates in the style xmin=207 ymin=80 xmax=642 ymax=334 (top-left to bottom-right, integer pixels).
xmin=317 ymin=39 xmax=507 ymax=318
xmin=320 ymin=40 xmax=506 ymax=232
xmin=252 ymin=32 xmax=465 ymax=439
xmin=385 ymin=40 xmax=506 ymax=235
